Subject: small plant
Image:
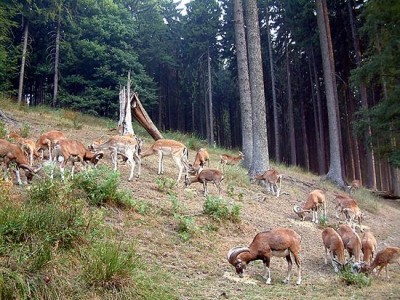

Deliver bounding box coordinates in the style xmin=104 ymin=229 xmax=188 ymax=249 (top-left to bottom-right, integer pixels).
xmin=169 ymin=194 xmax=183 ymax=214
xmin=156 ymin=176 xmax=176 ymax=193
xmin=203 ymin=196 xmax=241 ymax=222
xmin=82 ymin=241 xmax=139 ymax=289
xmin=174 ymin=214 xmax=198 ymax=241
xmin=339 ymin=265 xmax=371 ymax=287
xmin=319 ymin=215 xmax=328 ymax=227
xmin=62 ymin=110 xmax=82 ymax=129
xmin=0 ymin=120 xmax=7 ymax=138
xmin=19 ymin=122 xmax=30 ymax=138
xmin=71 ymin=166 xmax=133 ymax=208
xmin=227 ymin=184 xmax=235 ymax=198
xmin=132 ymin=199 xmax=151 ymax=215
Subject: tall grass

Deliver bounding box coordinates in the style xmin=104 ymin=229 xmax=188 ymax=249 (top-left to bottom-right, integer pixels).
xmin=82 ymin=240 xmax=139 ymax=289
xmin=71 ymin=166 xmax=134 ymax=208
xmin=353 ymin=188 xmax=380 ymax=213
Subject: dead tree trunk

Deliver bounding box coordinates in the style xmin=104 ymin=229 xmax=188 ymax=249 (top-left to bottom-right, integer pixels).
xmin=118 ymin=72 xmax=135 ymax=135
xmin=131 ymin=93 xmax=163 ymax=141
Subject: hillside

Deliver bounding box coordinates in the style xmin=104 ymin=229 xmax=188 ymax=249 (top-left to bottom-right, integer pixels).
xmin=1 ymin=102 xmax=400 ymax=299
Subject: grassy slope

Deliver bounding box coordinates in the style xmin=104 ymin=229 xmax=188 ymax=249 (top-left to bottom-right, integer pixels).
xmin=1 ymin=99 xmax=400 ymax=299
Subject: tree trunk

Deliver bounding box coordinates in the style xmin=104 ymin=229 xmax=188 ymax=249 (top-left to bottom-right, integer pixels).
xmin=266 ymin=5 xmax=280 ymax=163
xmin=18 ymin=18 xmax=29 ymax=105
xmin=244 ymin=0 xmax=269 ymax=175
xmin=233 ymin=0 xmax=253 ymax=168
xmin=347 ymin=0 xmax=376 ymax=189
xmin=131 ymin=93 xmax=163 ymax=141
xmin=286 ymin=43 xmax=296 ymax=165
xmin=311 ymin=48 xmax=327 ymax=174
xmin=207 ymin=47 xmax=214 ymax=146
xmin=316 ymin=0 xmax=345 ymax=187
xmin=52 ymin=14 xmax=61 ymax=107
xmin=300 ymin=96 xmax=309 ymax=171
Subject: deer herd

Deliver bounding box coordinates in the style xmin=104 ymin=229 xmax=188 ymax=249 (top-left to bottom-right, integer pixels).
xmin=1 ymin=129 xmax=399 ymax=287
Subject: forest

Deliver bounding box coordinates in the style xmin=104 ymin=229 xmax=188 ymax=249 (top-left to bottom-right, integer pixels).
xmin=0 ymin=0 xmax=399 ymax=195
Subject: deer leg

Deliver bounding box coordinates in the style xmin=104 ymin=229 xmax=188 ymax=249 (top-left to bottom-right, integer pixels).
xmin=263 ymin=258 xmax=271 ymax=284
xmin=283 ymin=255 xmax=292 ymax=284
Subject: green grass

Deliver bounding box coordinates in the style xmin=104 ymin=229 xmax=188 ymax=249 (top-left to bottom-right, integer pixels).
xmin=353 ymin=188 xmax=380 ymax=213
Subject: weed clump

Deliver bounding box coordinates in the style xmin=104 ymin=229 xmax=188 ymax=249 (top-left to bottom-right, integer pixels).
xmin=203 ymin=196 xmax=241 ymax=222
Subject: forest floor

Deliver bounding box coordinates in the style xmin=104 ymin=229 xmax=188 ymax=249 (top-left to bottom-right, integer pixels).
xmin=1 ymin=102 xmax=400 ymax=299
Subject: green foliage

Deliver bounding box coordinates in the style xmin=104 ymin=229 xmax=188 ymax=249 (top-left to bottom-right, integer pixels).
xmin=0 ymin=181 xmax=88 ymax=272
xmin=203 ymin=196 xmax=241 ymax=222
xmin=71 ymin=166 xmax=134 ymax=208
xmin=0 ymin=120 xmax=6 ymax=138
xmin=19 ymin=122 xmax=30 ymax=138
xmin=82 ymin=241 xmax=139 ymax=289
xmin=156 ymin=176 xmax=176 ymax=193
xmin=174 ymin=214 xmax=198 ymax=242
xmin=351 ymin=0 xmax=400 ymax=167
xmin=339 ymin=265 xmax=371 ymax=288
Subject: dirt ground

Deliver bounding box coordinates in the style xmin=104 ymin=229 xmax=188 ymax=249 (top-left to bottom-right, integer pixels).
xmin=2 ymin=106 xmax=400 ymax=299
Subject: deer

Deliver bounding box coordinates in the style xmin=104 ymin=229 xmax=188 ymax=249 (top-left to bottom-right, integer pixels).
xmin=7 ymin=132 xmax=38 ymax=166
xmin=0 ymin=139 xmax=41 ymax=184
xmin=189 ymin=148 xmax=210 ymax=175
xmin=36 ymin=130 xmax=67 ymax=161
xmin=140 ymin=139 xmax=189 ymax=182
xmin=347 ymin=179 xmax=361 ymax=194
xmin=252 ymin=169 xmax=282 ymax=197
xmin=219 ymin=151 xmax=244 ymax=171
xmin=89 ymin=135 xmax=142 ymax=181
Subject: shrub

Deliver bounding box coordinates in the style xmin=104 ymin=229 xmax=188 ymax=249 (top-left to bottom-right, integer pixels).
xmin=0 ymin=120 xmax=6 ymax=138
xmin=339 ymin=265 xmax=371 ymax=287
xmin=174 ymin=214 xmax=198 ymax=242
xmin=19 ymin=122 xmax=30 ymax=138
xmin=82 ymin=241 xmax=139 ymax=289
xmin=203 ymin=196 xmax=241 ymax=222
xmin=71 ymin=166 xmax=133 ymax=208
xmin=156 ymin=176 xmax=176 ymax=193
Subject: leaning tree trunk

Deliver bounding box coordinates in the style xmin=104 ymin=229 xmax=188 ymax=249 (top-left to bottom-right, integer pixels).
xmin=233 ymin=0 xmax=253 ymax=168
xmin=316 ymin=0 xmax=346 ymax=187
xmin=18 ymin=18 xmax=29 ymax=105
xmin=132 ymin=93 xmax=163 ymax=141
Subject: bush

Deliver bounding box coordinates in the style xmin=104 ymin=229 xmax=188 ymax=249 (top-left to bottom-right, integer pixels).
xmin=71 ymin=166 xmax=133 ymax=208
xmin=0 ymin=183 xmax=88 ymax=271
xmin=0 ymin=120 xmax=6 ymax=138
xmin=82 ymin=241 xmax=139 ymax=289
xmin=156 ymin=176 xmax=176 ymax=193
xmin=339 ymin=265 xmax=371 ymax=287
xmin=203 ymin=196 xmax=241 ymax=222
xmin=174 ymin=214 xmax=198 ymax=241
